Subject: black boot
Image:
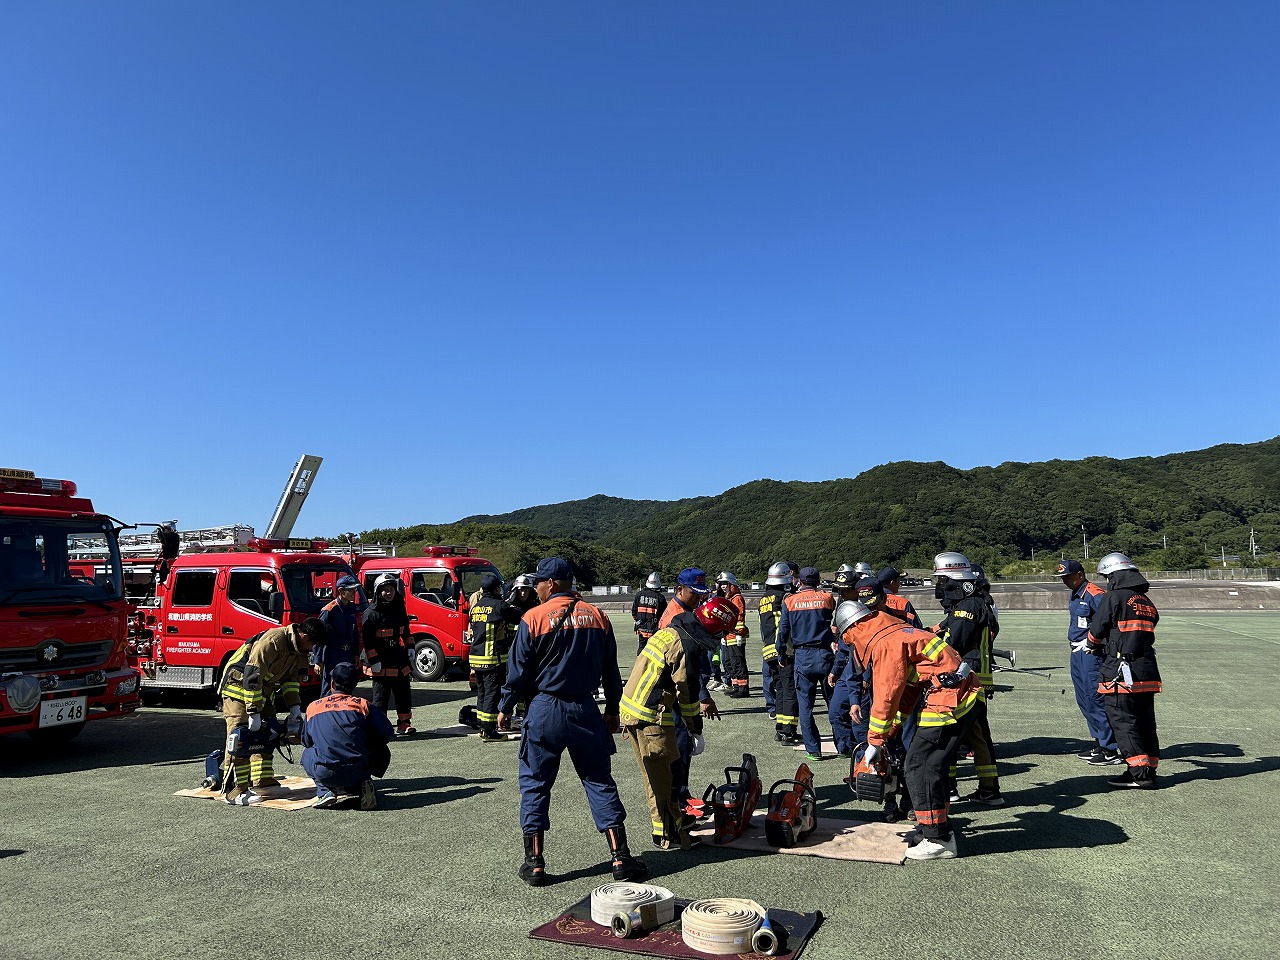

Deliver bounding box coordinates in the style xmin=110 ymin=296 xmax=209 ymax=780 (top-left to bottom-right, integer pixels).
xmin=605 ymin=826 xmax=648 ymax=881
xmin=519 ymin=832 xmax=546 ymax=886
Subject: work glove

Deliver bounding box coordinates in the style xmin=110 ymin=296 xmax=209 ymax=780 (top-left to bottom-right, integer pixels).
xmin=863 ymin=744 xmax=880 ymax=766
xmin=691 ymin=734 xmax=705 ymax=757
xmin=289 ymin=705 xmax=302 ymax=721
xmin=1070 ymin=638 xmax=1091 ymax=654
xmin=247 ymin=713 xmax=262 ymax=732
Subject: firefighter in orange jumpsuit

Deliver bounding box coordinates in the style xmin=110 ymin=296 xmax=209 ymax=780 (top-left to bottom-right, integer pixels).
xmin=715 ymin=571 xmax=750 ymax=697
xmin=835 ymin=600 xmax=983 ymax=860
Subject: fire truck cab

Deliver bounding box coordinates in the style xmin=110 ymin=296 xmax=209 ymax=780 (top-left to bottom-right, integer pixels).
xmin=354 ymin=546 xmax=503 ymax=682
xmin=131 ymin=538 xmax=356 ymax=695
xmin=0 ymin=468 xmax=141 ymax=742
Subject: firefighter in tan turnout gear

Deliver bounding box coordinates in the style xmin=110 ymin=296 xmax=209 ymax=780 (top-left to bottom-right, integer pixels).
xmin=218 ymin=618 xmax=325 ymax=804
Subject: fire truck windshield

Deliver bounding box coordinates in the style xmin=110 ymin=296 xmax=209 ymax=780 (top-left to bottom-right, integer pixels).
xmin=0 ymin=518 xmax=124 ymax=605
xmin=456 ymin=564 xmax=503 ymax=601
xmin=281 ymin=564 xmax=356 ymax=616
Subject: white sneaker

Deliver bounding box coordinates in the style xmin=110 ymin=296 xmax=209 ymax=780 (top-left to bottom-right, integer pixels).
xmin=227 ymin=790 xmax=264 ymax=806
xmin=904 ymin=835 xmax=958 ymax=860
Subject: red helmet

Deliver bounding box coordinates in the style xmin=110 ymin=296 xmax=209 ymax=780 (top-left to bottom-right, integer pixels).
xmin=695 ymin=596 xmax=738 ymax=636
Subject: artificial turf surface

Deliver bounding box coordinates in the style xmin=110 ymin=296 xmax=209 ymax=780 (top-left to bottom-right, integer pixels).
xmin=2 ymin=611 xmax=1277 ymax=960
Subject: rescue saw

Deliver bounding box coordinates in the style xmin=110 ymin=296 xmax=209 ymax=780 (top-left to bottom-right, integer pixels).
xmin=848 ymin=743 xmax=903 ymax=804
xmin=763 ymin=762 xmax=817 ymax=848
xmin=700 ymin=753 xmax=761 ymax=844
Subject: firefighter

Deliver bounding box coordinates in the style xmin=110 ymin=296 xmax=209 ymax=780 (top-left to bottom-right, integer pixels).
xmin=715 ymin=571 xmax=751 ymax=697
xmin=302 ymin=662 xmax=395 ymax=810
xmin=316 ymin=574 xmax=367 ymax=696
xmin=362 ymin=573 xmax=415 ymax=736
xmin=218 ymin=618 xmax=324 ymax=805
xmin=621 ymin=596 xmax=736 ymax=849
xmin=1054 ymin=559 xmax=1121 ymax=764
xmin=1087 ymin=553 xmax=1162 ymax=788
xmin=469 ymin=573 xmax=523 ymax=742
xmin=835 ymin=600 xmax=983 ymax=859
xmin=497 ymin=557 xmax=646 ymax=886
xmin=632 ymin=572 xmax=666 ymax=656
xmin=933 ymin=551 xmax=1003 ymax=806
xmin=507 ymin=573 xmax=540 ymax=615
xmin=826 ymin=568 xmax=862 ymax=759
xmin=877 ymin=567 xmax=924 ymax=627
xmin=778 ymin=566 xmax=836 ymax=762
xmin=759 ymin=561 xmax=800 ymax=743
xmin=658 ymin=568 xmax=710 ymax=628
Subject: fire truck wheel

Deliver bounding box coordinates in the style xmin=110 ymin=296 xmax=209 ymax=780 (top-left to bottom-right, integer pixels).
xmin=28 ymin=721 xmax=87 ymax=745
xmin=411 ymin=638 xmax=447 ymax=683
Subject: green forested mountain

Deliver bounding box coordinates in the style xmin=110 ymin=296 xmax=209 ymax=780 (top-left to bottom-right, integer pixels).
xmin=430 ymin=437 xmax=1280 ymax=580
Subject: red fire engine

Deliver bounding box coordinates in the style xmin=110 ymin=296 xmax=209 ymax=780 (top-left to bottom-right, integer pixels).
xmin=0 ymin=468 xmax=142 ymax=742
xmin=353 ymin=545 xmax=503 ymax=682
xmin=127 ymin=537 xmax=356 ymax=696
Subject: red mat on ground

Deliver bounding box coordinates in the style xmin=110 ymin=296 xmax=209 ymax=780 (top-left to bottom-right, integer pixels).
xmin=529 ymin=896 xmax=823 ymax=959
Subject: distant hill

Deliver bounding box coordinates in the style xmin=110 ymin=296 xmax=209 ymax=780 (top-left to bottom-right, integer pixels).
xmin=439 ymin=437 xmax=1280 ymax=579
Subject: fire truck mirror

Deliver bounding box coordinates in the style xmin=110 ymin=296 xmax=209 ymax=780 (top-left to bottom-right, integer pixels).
xmin=267 ymin=591 xmax=285 ymax=621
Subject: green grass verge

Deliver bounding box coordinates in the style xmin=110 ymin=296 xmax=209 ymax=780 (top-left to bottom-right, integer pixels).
xmin=1 ymin=612 xmax=1277 ymax=960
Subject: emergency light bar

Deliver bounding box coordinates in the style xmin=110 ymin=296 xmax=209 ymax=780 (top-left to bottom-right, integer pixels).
xmin=0 ymin=469 xmax=77 ymax=496
xmin=421 ymin=545 xmax=478 ymax=557
xmin=247 ymin=537 xmax=331 ymax=552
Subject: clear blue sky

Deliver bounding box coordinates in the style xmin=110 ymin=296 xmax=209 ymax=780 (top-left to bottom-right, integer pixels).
xmin=3 ymin=3 xmax=1277 ymax=536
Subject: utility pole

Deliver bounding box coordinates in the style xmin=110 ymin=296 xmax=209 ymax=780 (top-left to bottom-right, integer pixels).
xmin=1221 ymin=546 xmax=1227 ymax=568
xmin=1250 ymin=528 xmax=1258 ymax=559
xmin=1081 ymin=524 xmax=1089 ymax=560
xmin=1163 ymin=535 xmax=1168 ymax=550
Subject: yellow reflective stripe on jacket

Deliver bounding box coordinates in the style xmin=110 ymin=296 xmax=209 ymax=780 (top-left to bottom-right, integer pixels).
xmin=868 ymin=714 xmax=892 ymax=735
xmin=761 ymin=643 xmax=777 ymax=660
xmin=918 ymin=687 xmax=980 ymax=727
xmin=921 ymin=634 xmax=948 ymax=661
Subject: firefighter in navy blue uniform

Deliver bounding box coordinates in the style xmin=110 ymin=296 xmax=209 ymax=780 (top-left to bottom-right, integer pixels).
xmin=778 ymin=566 xmax=836 ymax=761
xmin=826 ymin=569 xmax=862 ymax=759
xmin=316 ymin=574 xmax=367 ymax=696
xmin=1055 ymin=559 xmax=1121 ymax=764
xmin=759 ymin=561 xmax=800 ymax=742
xmin=303 ymin=662 xmax=395 ymax=809
xmin=469 ymin=573 xmax=523 ymax=742
xmin=363 ymin=574 xmax=416 ymax=736
xmin=1087 ymin=553 xmax=1162 ymax=788
xmin=932 ymin=552 xmax=1003 ymax=806
xmin=631 ymin=573 xmax=666 ymax=656
xmin=497 ymin=557 xmax=647 ymax=886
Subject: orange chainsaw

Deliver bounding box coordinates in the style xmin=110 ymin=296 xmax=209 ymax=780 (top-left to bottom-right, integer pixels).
xmin=764 ymin=762 xmax=817 ymax=847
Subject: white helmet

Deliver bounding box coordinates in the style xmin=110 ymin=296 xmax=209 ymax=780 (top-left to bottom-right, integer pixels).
xmin=854 ymin=562 xmax=874 ymax=577
xmin=836 ymin=563 xmax=855 ymax=574
xmin=933 ymin=551 xmax=978 ymax=581
xmin=716 ymin=571 xmax=739 ymax=587
xmin=1097 ymin=552 xmax=1138 ymax=577
xmin=374 ymin=573 xmax=400 ymax=593
xmin=512 ymin=574 xmax=536 ymax=591
xmin=766 ymin=561 xmax=791 ymax=587
xmin=645 ymin=572 xmax=662 ymax=590
xmin=833 ymin=600 xmax=874 ymax=636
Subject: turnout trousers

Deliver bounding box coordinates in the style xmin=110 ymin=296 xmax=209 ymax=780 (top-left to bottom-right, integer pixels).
xmin=518 ymin=693 xmax=627 ymax=835
xmin=220 ymin=698 xmax=277 ymax=795
xmin=960 ymin=697 xmax=1000 ymax=790
xmin=724 ymin=637 xmax=749 ymax=694
xmin=905 ymin=709 xmax=979 ymax=841
xmin=1071 ymin=652 xmax=1117 ymax=751
xmin=1103 ymin=692 xmax=1160 ymax=774
xmin=473 ymin=668 xmax=504 ymax=731
xmin=793 ymin=647 xmax=835 ymax=757
xmin=624 ymin=722 xmax=682 ymax=845
xmin=370 ymin=671 xmax=413 ymax=725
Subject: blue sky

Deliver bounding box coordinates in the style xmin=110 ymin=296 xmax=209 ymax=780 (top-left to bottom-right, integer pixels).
xmin=3 ymin=3 xmax=1277 ymax=537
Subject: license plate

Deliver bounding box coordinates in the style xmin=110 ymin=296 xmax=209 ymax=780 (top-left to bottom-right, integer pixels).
xmin=38 ymin=696 xmax=87 ymax=728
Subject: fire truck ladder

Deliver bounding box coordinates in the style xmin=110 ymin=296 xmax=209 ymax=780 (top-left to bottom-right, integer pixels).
xmin=264 ymin=454 xmax=323 ymax=540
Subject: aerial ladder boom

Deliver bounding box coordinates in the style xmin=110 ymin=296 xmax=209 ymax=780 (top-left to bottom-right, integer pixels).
xmin=264 ymin=454 xmax=323 ymax=540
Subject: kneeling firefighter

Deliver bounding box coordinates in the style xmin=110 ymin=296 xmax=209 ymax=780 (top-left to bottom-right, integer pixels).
xmin=834 ymin=600 xmax=983 ymax=860
xmin=302 ymin=662 xmax=396 ymax=809
xmin=218 ymin=618 xmax=325 ymax=805
xmin=620 ymin=596 xmax=736 ymax=849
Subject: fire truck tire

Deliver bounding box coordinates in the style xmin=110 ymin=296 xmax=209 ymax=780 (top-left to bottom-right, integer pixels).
xmin=410 ymin=638 xmax=447 ymax=683
xmin=28 ymin=721 xmax=87 ymax=745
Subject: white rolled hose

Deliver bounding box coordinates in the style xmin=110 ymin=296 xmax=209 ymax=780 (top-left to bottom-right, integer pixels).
xmin=681 ymin=898 xmax=765 ymax=955
xmin=589 ymin=882 xmax=677 ymax=937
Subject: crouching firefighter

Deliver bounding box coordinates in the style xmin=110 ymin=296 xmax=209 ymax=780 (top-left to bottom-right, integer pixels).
xmin=620 ymin=596 xmax=735 ymax=850
xmin=363 ymin=573 xmax=416 ymax=736
xmin=217 ymin=618 xmax=324 ymax=805
xmin=469 ymin=573 xmax=523 ymax=742
xmin=302 ymin=662 xmax=395 ymax=809
xmin=834 ymin=600 xmax=983 ymax=860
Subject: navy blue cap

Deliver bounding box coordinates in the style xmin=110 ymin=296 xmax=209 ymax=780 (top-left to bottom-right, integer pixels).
xmin=876 ymin=566 xmax=903 ymax=585
xmin=529 ymin=557 xmax=574 ymax=583
xmin=329 ymin=661 xmax=360 ymax=693
xmin=480 ymin=572 xmax=501 ymax=593
xmin=798 ymin=566 xmax=820 ymax=586
xmin=336 ymin=575 xmax=359 ymax=591
xmin=676 ymin=568 xmax=711 ymax=594
xmin=1054 ymin=559 xmax=1084 ymax=577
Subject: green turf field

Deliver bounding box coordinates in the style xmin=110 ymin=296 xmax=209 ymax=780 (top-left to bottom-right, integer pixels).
xmin=2 ymin=611 xmax=1278 ymax=960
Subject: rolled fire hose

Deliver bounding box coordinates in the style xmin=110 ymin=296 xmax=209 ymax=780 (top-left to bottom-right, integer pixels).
xmin=589 ymin=882 xmax=677 ymax=938
xmin=681 ymin=898 xmax=765 ymax=955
